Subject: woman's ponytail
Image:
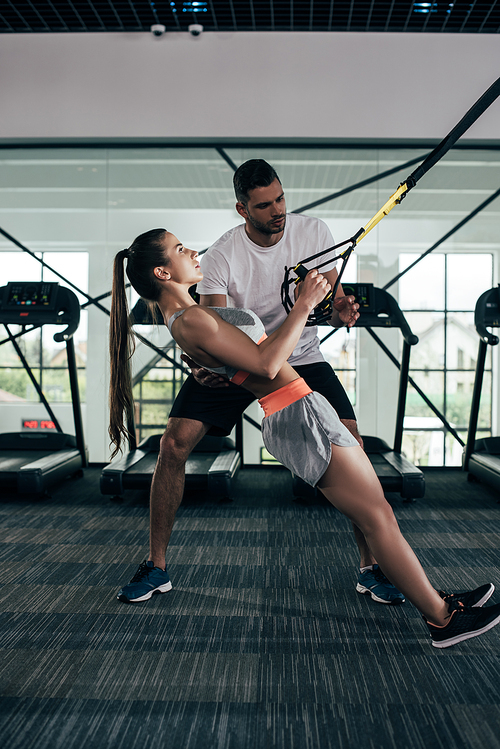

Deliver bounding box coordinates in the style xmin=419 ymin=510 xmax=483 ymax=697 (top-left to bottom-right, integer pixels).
xmin=108 ymin=249 xmax=135 ymax=458
xmin=108 ymin=229 xmax=168 ymax=458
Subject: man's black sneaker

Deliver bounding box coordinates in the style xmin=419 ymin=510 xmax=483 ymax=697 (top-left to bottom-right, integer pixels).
xmin=117 ymin=560 xmax=172 ymax=603
xmin=425 ymin=599 xmax=500 ymax=648
xmin=438 ymin=583 xmax=494 ymax=609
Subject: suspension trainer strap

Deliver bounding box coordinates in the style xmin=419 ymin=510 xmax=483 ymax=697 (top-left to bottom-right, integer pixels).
xmin=351 ymin=76 xmax=500 ymax=248
xmin=282 ymin=75 xmax=500 ymax=324
xmin=406 ymin=76 xmax=500 ymax=188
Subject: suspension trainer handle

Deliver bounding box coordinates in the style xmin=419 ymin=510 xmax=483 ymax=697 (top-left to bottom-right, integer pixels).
xmin=286 ymin=238 xmax=358 ymax=327
xmin=293 ymin=263 xmax=334 ymax=326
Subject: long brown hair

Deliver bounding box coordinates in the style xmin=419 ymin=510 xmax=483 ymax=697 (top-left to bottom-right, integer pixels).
xmin=109 ymin=228 xmax=168 ymax=458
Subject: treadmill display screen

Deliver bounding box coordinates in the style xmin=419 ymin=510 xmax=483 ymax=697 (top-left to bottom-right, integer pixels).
xmin=6 ymin=283 xmax=55 ymax=309
xmin=22 ymin=419 xmax=56 ymax=431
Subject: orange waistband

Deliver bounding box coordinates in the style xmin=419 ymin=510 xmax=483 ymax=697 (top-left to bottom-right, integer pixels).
xmin=258 ymin=378 xmax=313 ymax=417
xmin=232 ymin=370 xmax=250 ymax=386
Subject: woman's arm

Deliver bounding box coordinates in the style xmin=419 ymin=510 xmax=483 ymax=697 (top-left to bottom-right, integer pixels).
xmin=174 ymin=271 xmax=330 ymax=380
xmin=184 ymin=293 xmax=229 ymax=388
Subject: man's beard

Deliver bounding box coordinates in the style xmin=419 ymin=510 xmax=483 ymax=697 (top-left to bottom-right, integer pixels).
xmin=246 ymin=211 xmax=286 ymax=236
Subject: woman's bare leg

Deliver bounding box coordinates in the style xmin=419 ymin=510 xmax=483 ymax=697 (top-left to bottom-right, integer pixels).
xmin=317 ymin=444 xmax=449 ymax=626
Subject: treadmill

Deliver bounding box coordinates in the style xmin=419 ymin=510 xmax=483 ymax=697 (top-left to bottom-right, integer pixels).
xmin=463 ymin=284 xmax=500 ymax=491
xmin=0 ymin=281 xmax=88 ymax=495
xmin=293 ymin=283 xmax=425 ymax=502
xmin=100 ymin=299 xmax=241 ymax=501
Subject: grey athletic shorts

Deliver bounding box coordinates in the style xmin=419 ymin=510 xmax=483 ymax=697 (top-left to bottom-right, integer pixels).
xmin=261 ymin=390 xmax=359 ymax=487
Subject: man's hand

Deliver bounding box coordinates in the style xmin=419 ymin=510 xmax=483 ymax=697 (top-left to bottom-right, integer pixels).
xmin=332 ymin=295 xmax=360 ymax=328
xmin=180 ymin=354 xmax=229 ymax=388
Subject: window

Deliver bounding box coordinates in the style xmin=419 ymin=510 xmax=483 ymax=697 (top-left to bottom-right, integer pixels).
xmin=399 ymin=252 xmax=493 ymax=466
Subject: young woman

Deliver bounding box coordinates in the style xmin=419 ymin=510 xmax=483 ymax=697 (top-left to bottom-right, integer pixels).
xmin=109 ymin=228 xmax=500 ymax=648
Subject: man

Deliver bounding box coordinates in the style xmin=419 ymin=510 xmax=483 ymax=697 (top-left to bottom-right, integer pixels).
xmin=118 ymin=159 xmax=404 ymax=606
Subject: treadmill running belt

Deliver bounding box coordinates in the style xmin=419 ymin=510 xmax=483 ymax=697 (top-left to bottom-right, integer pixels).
xmin=123 ymin=452 xmax=228 ymax=478
xmin=0 ymin=450 xmax=51 ymax=473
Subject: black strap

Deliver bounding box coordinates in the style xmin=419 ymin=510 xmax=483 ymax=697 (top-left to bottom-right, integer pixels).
xmin=406 ymin=76 xmax=500 ymax=190
xmin=283 ymin=75 xmax=500 ymax=325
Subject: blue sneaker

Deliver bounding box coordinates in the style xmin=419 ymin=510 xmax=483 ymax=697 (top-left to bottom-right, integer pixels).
xmin=356 ymin=564 xmax=406 ymax=605
xmin=117 ymin=560 xmax=172 ymax=603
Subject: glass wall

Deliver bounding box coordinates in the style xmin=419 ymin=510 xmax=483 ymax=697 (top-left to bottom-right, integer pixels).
xmin=0 ymin=145 xmax=498 ymax=463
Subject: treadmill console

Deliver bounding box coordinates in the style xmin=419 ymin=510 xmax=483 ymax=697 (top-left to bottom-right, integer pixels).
xmin=0 ymin=282 xmax=81 ymax=341
xmin=342 ymin=283 xmax=374 ymax=312
xmin=338 ymin=282 xmax=418 ymax=345
xmin=4 ymin=282 xmax=57 ymax=310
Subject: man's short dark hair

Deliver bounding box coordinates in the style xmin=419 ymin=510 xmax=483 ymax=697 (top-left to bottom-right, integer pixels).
xmin=233 ymin=159 xmax=281 ymax=204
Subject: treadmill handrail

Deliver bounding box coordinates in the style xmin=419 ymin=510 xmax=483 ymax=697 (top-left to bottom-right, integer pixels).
xmin=53 ymin=286 xmax=81 ymax=342
xmin=474 ymin=287 xmax=500 ymax=346
xmin=381 ymin=290 xmax=419 ymax=346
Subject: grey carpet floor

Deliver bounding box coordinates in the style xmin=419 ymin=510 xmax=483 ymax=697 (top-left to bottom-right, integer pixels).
xmin=0 ymin=466 xmax=500 ymax=749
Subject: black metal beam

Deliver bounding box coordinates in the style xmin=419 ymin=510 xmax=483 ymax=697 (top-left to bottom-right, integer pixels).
xmin=292 ymin=154 xmax=425 ymax=215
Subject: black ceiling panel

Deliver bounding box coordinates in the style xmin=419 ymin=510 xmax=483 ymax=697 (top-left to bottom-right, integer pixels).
xmin=1 ymin=1 xmax=499 ymax=34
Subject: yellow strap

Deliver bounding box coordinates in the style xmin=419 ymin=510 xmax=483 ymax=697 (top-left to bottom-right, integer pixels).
xmin=296 ymin=180 xmax=411 ymax=267
xmin=355 ymin=182 xmax=409 ymax=245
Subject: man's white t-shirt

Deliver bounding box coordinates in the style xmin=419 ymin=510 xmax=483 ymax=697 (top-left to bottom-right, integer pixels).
xmin=197 ymin=213 xmax=337 ymax=367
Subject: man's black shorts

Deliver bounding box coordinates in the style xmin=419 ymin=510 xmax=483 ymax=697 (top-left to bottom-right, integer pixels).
xmin=169 ymin=361 xmax=356 ymax=436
